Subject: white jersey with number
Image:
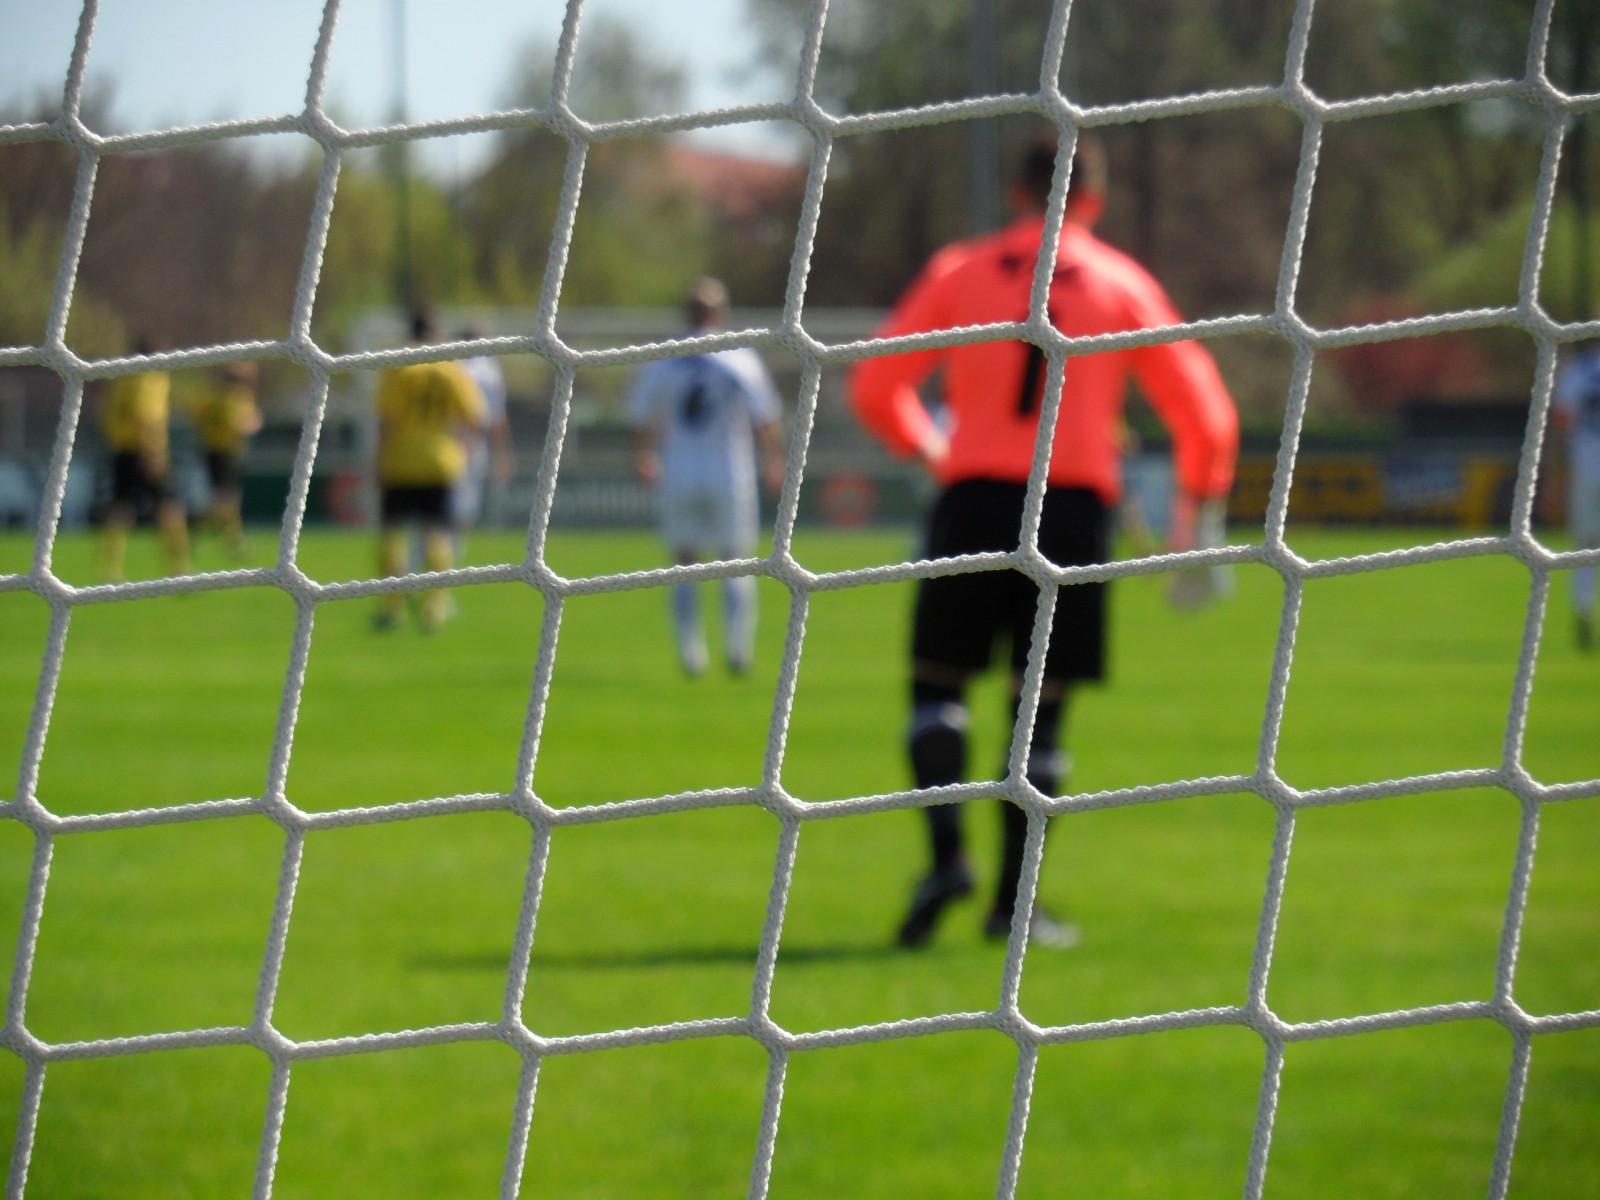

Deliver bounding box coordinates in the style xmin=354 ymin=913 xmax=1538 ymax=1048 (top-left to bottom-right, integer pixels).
xmin=627 ymin=335 xmax=781 ymax=551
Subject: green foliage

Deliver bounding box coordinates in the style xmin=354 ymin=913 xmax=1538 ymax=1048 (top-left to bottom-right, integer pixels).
xmin=311 ymin=161 xmax=399 ymax=339
xmin=0 ymin=202 xmax=126 ymax=356
xmin=749 ymin=0 xmax=1589 ymax=363
xmin=313 ymin=159 xmax=488 ymax=343
xmin=3 ymin=0 xmax=1593 ymax=392
xmin=0 ymin=15 xmax=784 ymax=357
xmin=1417 ymin=199 xmax=1600 ymax=323
xmin=461 ymin=18 xmax=715 ymax=313
xmin=563 ymin=168 xmax=713 ymax=306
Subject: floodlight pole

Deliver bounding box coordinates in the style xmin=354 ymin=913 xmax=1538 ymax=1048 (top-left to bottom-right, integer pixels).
xmin=390 ymin=0 xmax=415 ymax=311
xmin=968 ymin=0 xmax=1002 ymax=235
xmin=1567 ymin=0 xmax=1594 ymax=322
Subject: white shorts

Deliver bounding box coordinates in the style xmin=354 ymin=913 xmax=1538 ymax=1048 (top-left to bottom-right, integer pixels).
xmin=660 ymin=485 xmax=758 ymax=557
xmin=452 ymin=445 xmax=489 ymax=528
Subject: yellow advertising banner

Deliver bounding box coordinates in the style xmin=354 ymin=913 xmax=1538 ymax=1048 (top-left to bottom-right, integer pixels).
xmin=1228 ymin=455 xmax=1543 ymax=528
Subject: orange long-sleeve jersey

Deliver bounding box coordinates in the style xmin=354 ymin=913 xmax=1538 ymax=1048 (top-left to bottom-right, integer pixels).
xmin=848 ymin=215 xmax=1238 ymax=504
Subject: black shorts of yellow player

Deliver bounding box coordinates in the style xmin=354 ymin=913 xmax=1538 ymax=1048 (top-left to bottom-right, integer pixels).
xmin=380 ymin=484 xmax=453 ymax=529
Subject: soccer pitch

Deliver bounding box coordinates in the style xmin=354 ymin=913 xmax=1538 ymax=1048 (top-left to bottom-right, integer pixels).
xmin=0 ymin=526 xmax=1595 ymax=1198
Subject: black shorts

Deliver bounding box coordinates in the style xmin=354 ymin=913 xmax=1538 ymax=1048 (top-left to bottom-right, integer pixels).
xmin=110 ymin=451 xmax=174 ymax=510
xmin=911 ymin=479 xmax=1111 ymax=684
xmin=380 ymin=484 xmax=453 ymax=527
xmin=206 ymin=451 xmax=242 ymax=496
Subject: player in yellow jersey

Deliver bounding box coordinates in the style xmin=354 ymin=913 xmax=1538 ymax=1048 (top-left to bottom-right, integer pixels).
xmin=99 ymin=338 xmax=191 ymax=582
xmin=193 ymin=361 xmax=263 ymax=558
xmin=373 ymin=310 xmax=486 ymax=631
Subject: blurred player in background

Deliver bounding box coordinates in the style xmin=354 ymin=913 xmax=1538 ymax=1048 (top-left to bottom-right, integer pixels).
xmin=373 ymin=310 xmax=486 ymax=632
xmin=628 ymin=278 xmax=786 ymax=676
xmin=99 ymin=336 xmax=191 ymax=582
xmin=849 ymin=133 xmax=1239 ymax=948
xmin=452 ymin=328 xmax=515 ymax=549
xmin=1554 ymin=338 xmax=1600 ymax=650
xmin=193 ymin=360 xmax=262 ymax=559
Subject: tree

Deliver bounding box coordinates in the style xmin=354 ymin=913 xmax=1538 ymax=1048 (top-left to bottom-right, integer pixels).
xmin=0 ymin=15 xmax=737 ymax=357
xmin=747 ymin=0 xmax=1306 ymax=313
xmin=0 ymin=199 xmax=125 ymax=356
xmin=314 ymin=156 xmax=485 ymax=342
xmin=745 ymin=0 xmax=1583 ymax=418
xmin=460 ymin=14 xmax=715 ymax=310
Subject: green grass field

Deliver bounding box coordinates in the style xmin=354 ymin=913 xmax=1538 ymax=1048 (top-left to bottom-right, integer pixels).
xmin=0 ymin=525 xmax=1596 ymax=1199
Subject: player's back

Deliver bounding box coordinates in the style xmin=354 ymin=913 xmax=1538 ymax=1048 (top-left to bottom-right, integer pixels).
xmin=104 ymin=372 xmax=172 ymax=453
xmin=377 ymin=361 xmax=485 ymax=485
xmin=634 ymin=348 xmax=776 ymax=494
xmin=913 ymin=220 xmax=1175 ymax=494
xmin=195 ymin=383 xmax=258 ymax=454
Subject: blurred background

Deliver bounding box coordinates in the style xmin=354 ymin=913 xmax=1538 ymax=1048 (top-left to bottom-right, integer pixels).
xmin=0 ymin=0 xmax=1595 ymax=537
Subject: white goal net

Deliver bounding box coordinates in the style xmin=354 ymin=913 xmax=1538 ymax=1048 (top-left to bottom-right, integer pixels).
xmin=2 ymin=1 xmax=1597 ymax=1197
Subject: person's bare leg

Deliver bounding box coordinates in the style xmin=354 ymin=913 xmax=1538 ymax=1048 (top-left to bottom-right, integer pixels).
xmin=157 ymin=499 xmax=190 ymax=576
xmin=670 ymin=548 xmax=708 ymax=675
xmin=99 ymin=506 xmax=133 ymax=583
xmin=418 ymin=527 xmax=455 ymax=631
xmin=375 ymin=524 xmax=407 ymax=629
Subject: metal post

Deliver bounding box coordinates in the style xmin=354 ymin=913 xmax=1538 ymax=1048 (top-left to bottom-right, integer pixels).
xmin=390 ymin=0 xmax=414 ymax=309
xmin=1566 ymin=0 xmax=1594 ymax=321
xmin=968 ymin=0 xmax=1003 ymax=235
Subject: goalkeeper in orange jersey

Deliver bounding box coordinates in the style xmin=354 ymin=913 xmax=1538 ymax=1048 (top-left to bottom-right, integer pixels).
xmin=194 ymin=361 xmax=263 ymax=559
xmin=849 ymin=133 xmax=1239 ymax=948
xmin=98 ymin=337 xmax=191 ymax=582
xmin=372 ymin=310 xmax=486 ymax=632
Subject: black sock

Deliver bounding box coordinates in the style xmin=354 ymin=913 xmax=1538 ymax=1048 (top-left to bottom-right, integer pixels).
xmin=927 ymin=805 xmax=964 ymax=874
xmin=995 ymin=694 xmax=1067 ymax=915
xmin=995 ymin=800 xmax=1029 ymax=917
xmin=1010 ymin=694 xmax=1065 ymax=795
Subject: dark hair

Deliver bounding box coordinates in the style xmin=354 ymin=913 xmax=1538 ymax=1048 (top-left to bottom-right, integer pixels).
xmin=1015 ymin=132 xmax=1106 ymax=210
xmin=409 ymin=309 xmax=436 ymax=343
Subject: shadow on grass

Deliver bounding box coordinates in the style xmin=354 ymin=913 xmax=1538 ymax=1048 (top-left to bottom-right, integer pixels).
xmin=413 ymin=942 xmax=910 ymax=972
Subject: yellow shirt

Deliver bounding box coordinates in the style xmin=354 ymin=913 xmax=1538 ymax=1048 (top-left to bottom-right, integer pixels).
xmin=104 ymin=371 xmax=172 ymax=455
xmin=194 ymin=382 xmax=261 ymax=455
xmin=376 ymin=361 xmax=486 ymax=485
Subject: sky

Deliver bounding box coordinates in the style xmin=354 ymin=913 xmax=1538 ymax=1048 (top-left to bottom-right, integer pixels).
xmin=0 ymin=0 xmax=801 ymax=169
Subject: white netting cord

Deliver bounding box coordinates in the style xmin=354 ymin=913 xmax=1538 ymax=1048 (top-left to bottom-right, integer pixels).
xmin=0 ymin=0 xmax=1595 ymax=1198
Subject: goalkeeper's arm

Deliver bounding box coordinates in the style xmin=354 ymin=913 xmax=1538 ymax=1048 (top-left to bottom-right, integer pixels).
xmin=1122 ymin=306 xmax=1239 ymax=609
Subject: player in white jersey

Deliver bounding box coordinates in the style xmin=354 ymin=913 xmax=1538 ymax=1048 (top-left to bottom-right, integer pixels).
xmin=628 ymin=278 xmax=786 ymax=675
xmin=1554 ymin=340 xmax=1600 ymax=650
xmin=453 ymin=332 xmax=514 ymax=528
